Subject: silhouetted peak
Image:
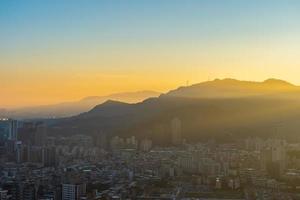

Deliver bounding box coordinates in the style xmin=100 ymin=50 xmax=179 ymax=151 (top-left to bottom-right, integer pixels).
xmin=165 ymin=78 xmax=298 ymax=99
xmin=263 ymin=78 xmax=294 ymax=86
xmin=212 ymin=78 xmax=239 ymax=83
xmin=101 ymin=100 xmax=128 ymax=106
xmin=88 ymin=100 xmax=130 ymax=114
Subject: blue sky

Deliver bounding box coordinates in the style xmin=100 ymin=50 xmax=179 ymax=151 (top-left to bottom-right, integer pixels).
xmin=1 ymin=0 xmax=300 ymax=107
xmin=1 ymin=0 xmax=300 ymax=51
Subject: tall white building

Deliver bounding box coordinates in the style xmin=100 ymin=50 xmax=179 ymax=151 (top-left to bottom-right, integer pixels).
xmin=171 ymin=118 xmax=182 ymax=145
xmin=140 ymin=138 xmax=152 ymax=152
xmin=261 ymin=138 xmax=287 ymax=177
xmin=62 ymin=183 xmax=86 ymax=200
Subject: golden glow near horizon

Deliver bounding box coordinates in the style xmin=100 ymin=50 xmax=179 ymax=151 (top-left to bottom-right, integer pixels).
xmin=2 ymin=39 xmax=300 ymax=108
xmin=1 ymin=1 xmax=300 ymax=108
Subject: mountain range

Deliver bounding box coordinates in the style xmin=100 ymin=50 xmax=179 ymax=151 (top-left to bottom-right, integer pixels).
xmin=50 ymin=78 xmax=300 ymax=144
xmin=0 ymin=91 xmax=160 ymax=119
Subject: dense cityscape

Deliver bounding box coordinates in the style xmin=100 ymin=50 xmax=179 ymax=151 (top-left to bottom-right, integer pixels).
xmin=1 ymin=118 xmax=300 ymax=200
xmin=2 ymin=1 xmax=300 ymax=199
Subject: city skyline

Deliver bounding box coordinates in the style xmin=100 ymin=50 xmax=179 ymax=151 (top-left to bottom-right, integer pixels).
xmin=2 ymin=1 xmax=300 ymax=199
xmin=1 ymin=0 xmax=300 ymax=107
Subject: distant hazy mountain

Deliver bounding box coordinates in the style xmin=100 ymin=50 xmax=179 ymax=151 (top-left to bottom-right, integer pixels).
xmin=0 ymin=90 xmax=160 ymax=119
xmin=50 ymin=78 xmax=300 ymax=144
xmin=165 ymin=78 xmax=299 ymax=98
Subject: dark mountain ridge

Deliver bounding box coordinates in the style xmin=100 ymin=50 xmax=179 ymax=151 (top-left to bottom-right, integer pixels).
xmin=164 ymin=78 xmax=299 ymax=99
xmin=50 ymin=79 xmax=300 ymax=143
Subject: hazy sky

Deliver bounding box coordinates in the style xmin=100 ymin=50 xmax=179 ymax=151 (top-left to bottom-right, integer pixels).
xmin=1 ymin=0 xmax=300 ymax=108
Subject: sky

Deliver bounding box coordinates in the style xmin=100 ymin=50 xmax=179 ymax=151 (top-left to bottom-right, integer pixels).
xmin=1 ymin=0 xmax=300 ymax=108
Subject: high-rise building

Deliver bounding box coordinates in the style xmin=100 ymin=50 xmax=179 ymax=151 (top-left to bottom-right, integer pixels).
xmin=43 ymin=146 xmax=57 ymax=167
xmin=15 ymin=141 xmax=23 ymax=163
xmin=0 ymin=189 xmax=8 ymax=200
xmin=9 ymin=120 xmax=19 ymax=141
xmin=261 ymin=138 xmax=287 ymax=178
xmin=22 ymin=181 xmax=36 ymax=200
xmin=126 ymin=136 xmax=138 ymax=149
xmin=171 ymin=118 xmax=182 ymax=145
xmin=140 ymin=138 xmax=152 ymax=152
xmin=17 ymin=122 xmax=36 ymax=145
xmin=95 ymin=132 xmax=108 ymax=150
xmin=0 ymin=119 xmax=18 ymax=140
xmin=18 ymin=122 xmax=47 ymax=146
xmin=3 ymin=182 xmax=22 ymax=200
xmin=62 ymin=183 xmax=86 ymax=200
xmin=35 ymin=122 xmax=46 ymax=146
xmin=28 ymin=146 xmax=43 ymax=163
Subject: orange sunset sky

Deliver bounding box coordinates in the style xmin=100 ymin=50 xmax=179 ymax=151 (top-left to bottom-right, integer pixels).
xmin=1 ymin=0 xmax=300 ymax=108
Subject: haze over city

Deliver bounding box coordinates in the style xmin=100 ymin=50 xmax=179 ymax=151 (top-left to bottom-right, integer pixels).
xmin=2 ymin=1 xmax=300 ymax=200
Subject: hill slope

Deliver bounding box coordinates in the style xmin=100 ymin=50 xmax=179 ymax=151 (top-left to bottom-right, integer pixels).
xmin=164 ymin=78 xmax=299 ymax=98
xmin=0 ymin=91 xmax=160 ymax=119
xmin=50 ymin=79 xmax=300 ymax=143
